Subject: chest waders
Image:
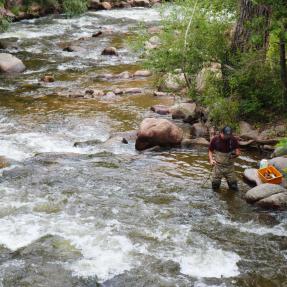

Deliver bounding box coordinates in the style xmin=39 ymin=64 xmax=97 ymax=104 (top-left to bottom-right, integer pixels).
xmin=212 ymin=151 xmax=238 ymax=191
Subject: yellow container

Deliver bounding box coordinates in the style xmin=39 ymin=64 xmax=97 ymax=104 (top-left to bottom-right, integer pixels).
xmin=258 ymin=165 xmax=283 ymax=185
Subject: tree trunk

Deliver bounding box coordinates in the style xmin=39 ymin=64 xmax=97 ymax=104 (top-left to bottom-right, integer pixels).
xmin=231 ymin=0 xmax=271 ymax=52
xmin=279 ymin=32 xmax=287 ymax=110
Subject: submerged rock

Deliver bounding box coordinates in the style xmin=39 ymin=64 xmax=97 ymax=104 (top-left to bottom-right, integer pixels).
xmin=41 ymin=75 xmax=55 ymax=83
xmin=101 ymin=47 xmax=118 ymax=56
xmin=135 ymin=118 xmax=183 ymax=151
xmin=63 ymin=45 xmax=85 ymax=53
xmin=0 ymin=53 xmax=26 ymax=73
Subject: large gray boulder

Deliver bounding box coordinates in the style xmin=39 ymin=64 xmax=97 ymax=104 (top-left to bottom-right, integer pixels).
xmin=135 ymin=118 xmax=183 ymax=151
xmin=196 ymin=62 xmax=222 ymax=93
xmin=257 ymin=192 xmax=287 ymax=209
xmin=245 ymin=183 xmax=286 ymax=203
xmin=239 ymin=121 xmax=259 ymax=140
xmin=0 ymin=53 xmax=26 ymax=73
xmin=272 ymin=146 xmax=287 ymax=157
xmin=170 ymin=102 xmax=198 ymax=123
xmin=243 ymin=168 xmax=262 ymax=186
xmin=268 ymin=157 xmax=287 ymax=173
xmin=190 ymin=122 xmax=208 ymax=138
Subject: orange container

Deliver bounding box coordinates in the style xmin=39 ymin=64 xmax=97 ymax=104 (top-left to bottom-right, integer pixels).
xmin=258 ymin=165 xmax=283 ymax=184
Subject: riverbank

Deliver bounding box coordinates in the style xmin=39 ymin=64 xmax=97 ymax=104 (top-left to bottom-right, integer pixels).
xmin=1 ymin=0 xmax=161 ymax=22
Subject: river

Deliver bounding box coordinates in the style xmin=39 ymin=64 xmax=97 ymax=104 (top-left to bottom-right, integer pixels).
xmin=0 ymin=7 xmax=286 ymax=287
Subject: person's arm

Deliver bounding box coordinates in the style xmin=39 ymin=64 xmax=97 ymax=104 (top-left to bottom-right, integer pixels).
xmin=208 ymin=149 xmax=216 ymax=165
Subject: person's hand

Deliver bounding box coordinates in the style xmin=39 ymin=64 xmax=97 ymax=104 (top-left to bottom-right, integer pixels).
xmin=210 ymin=159 xmax=216 ymax=166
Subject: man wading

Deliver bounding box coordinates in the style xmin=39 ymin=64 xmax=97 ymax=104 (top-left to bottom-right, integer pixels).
xmin=208 ymin=126 xmax=240 ymax=191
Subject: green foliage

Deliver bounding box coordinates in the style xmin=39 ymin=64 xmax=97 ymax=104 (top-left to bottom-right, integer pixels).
xmin=0 ymin=16 xmax=10 ymax=32
xmin=62 ymin=0 xmax=87 ymax=17
xmin=133 ymin=0 xmax=287 ymax=126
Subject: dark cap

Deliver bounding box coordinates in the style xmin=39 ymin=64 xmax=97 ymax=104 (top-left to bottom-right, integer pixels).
xmin=222 ymin=126 xmax=232 ymax=135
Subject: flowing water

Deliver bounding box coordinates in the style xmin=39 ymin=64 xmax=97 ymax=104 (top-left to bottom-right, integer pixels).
xmin=0 ymin=7 xmax=286 ymax=287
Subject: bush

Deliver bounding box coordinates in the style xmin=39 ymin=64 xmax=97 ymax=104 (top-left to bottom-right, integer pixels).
xmin=63 ymin=0 xmax=87 ymax=17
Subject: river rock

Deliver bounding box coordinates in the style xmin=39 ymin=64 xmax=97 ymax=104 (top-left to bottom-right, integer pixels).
xmin=257 ymin=192 xmax=287 ymax=209
xmin=239 ymin=121 xmax=259 ymax=140
xmin=150 ymin=105 xmax=170 ymax=115
xmin=190 ymin=122 xmax=208 ymax=138
xmin=268 ymin=157 xmax=287 ymax=173
xmin=0 ymin=53 xmax=26 ymax=73
xmin=245 ymin=183 xmax=286 ymax=204
xmin=117 ymin=71 xmax=132 ymax=79
xmin=181 ymin=137 xmax=209 ymax=148
xmin=272 ymin=146 xmax=287 ymax=157
xmin=63 ymin=45 xmax=85 ymax=53
xmin=89 ymin=0 xmax=102 ymax=9
xmin=133 ymin=70 xmax=152 ymax=77
xmin=92 ymin=31 xmax=103 ymax=37
xmin=243 ymin=168 xmax=262 ymax=186
xmin=102 ymin=47 xmax=118 ymax=56
xmin=159 ymin=72 xmax=186 ymax=92
xmin=101 ymin=1 xmax=112 ymax=9
xmin=170 ymin=102 xmax=197 ymax=123
xmin=0 ymin=37 xmax=19 ymax=50
xmin=134 ymin=0 xmax=151 ymax=7
xmin=124 ymin=87 xmax=142 ymax=94
xmin=196 ymin=62 xmax=222 ymax=93
xmin=145 ymin=35 xmax=161 ymax=50
xmin=41 ymin=75 xmax=55 ymax=83
xmin=135 ymin=118 xmax=183 ymax=151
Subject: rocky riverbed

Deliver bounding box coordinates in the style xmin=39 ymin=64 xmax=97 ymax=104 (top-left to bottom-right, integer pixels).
xmin=0 ymin=7 xmax=286 ymax=287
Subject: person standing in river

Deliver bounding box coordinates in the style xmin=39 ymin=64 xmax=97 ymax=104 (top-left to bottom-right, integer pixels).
xmin=208 ymin=126 xmax=240 ymax=191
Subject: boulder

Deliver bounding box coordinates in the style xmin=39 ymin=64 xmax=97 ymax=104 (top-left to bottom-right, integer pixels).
xmin=150 ymin=105 xmax=170 ymax=115
xmin=0 ymin=53 xmax=26 ymax=73
xmin=133 ymin=70 xmax=152 ymax=77
xmin=257 ymin=192 xmax=287 ymax=209
xmin=0 ymin=38 xmax=19 ymax=50
xmin=190 ymin=122 xmax=208 ymax=138
xmin=135 ymin=118 xmax=183 ymax=151
xmin=102 ymin=47 xmax=118 ymax=56
xmin=272 ymin=146 xmax=287 ymax=157
xmin=170 ymin=102 xmax=197 ymax=123
xmin=134 ymin=0 xmax=150 ymax=7
xmin=196 ymin=63 xmax=222 ymax=93
xmin=89 ymin=0 xmax=102 ymax=9
xmin=245 ymin=183 xmax=286 ymax=203
xmin=101 ymin=1 xmax=112 ymax=9
xmin=268 ymin=157 xmax=287 ymax=173
xmin=243 ymin=168 xmax=262 ymax=186
xmin=159 ymin=72 xmax=186 ymax=92
xmin=239 ymin=121 xmax=259 ymax=140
